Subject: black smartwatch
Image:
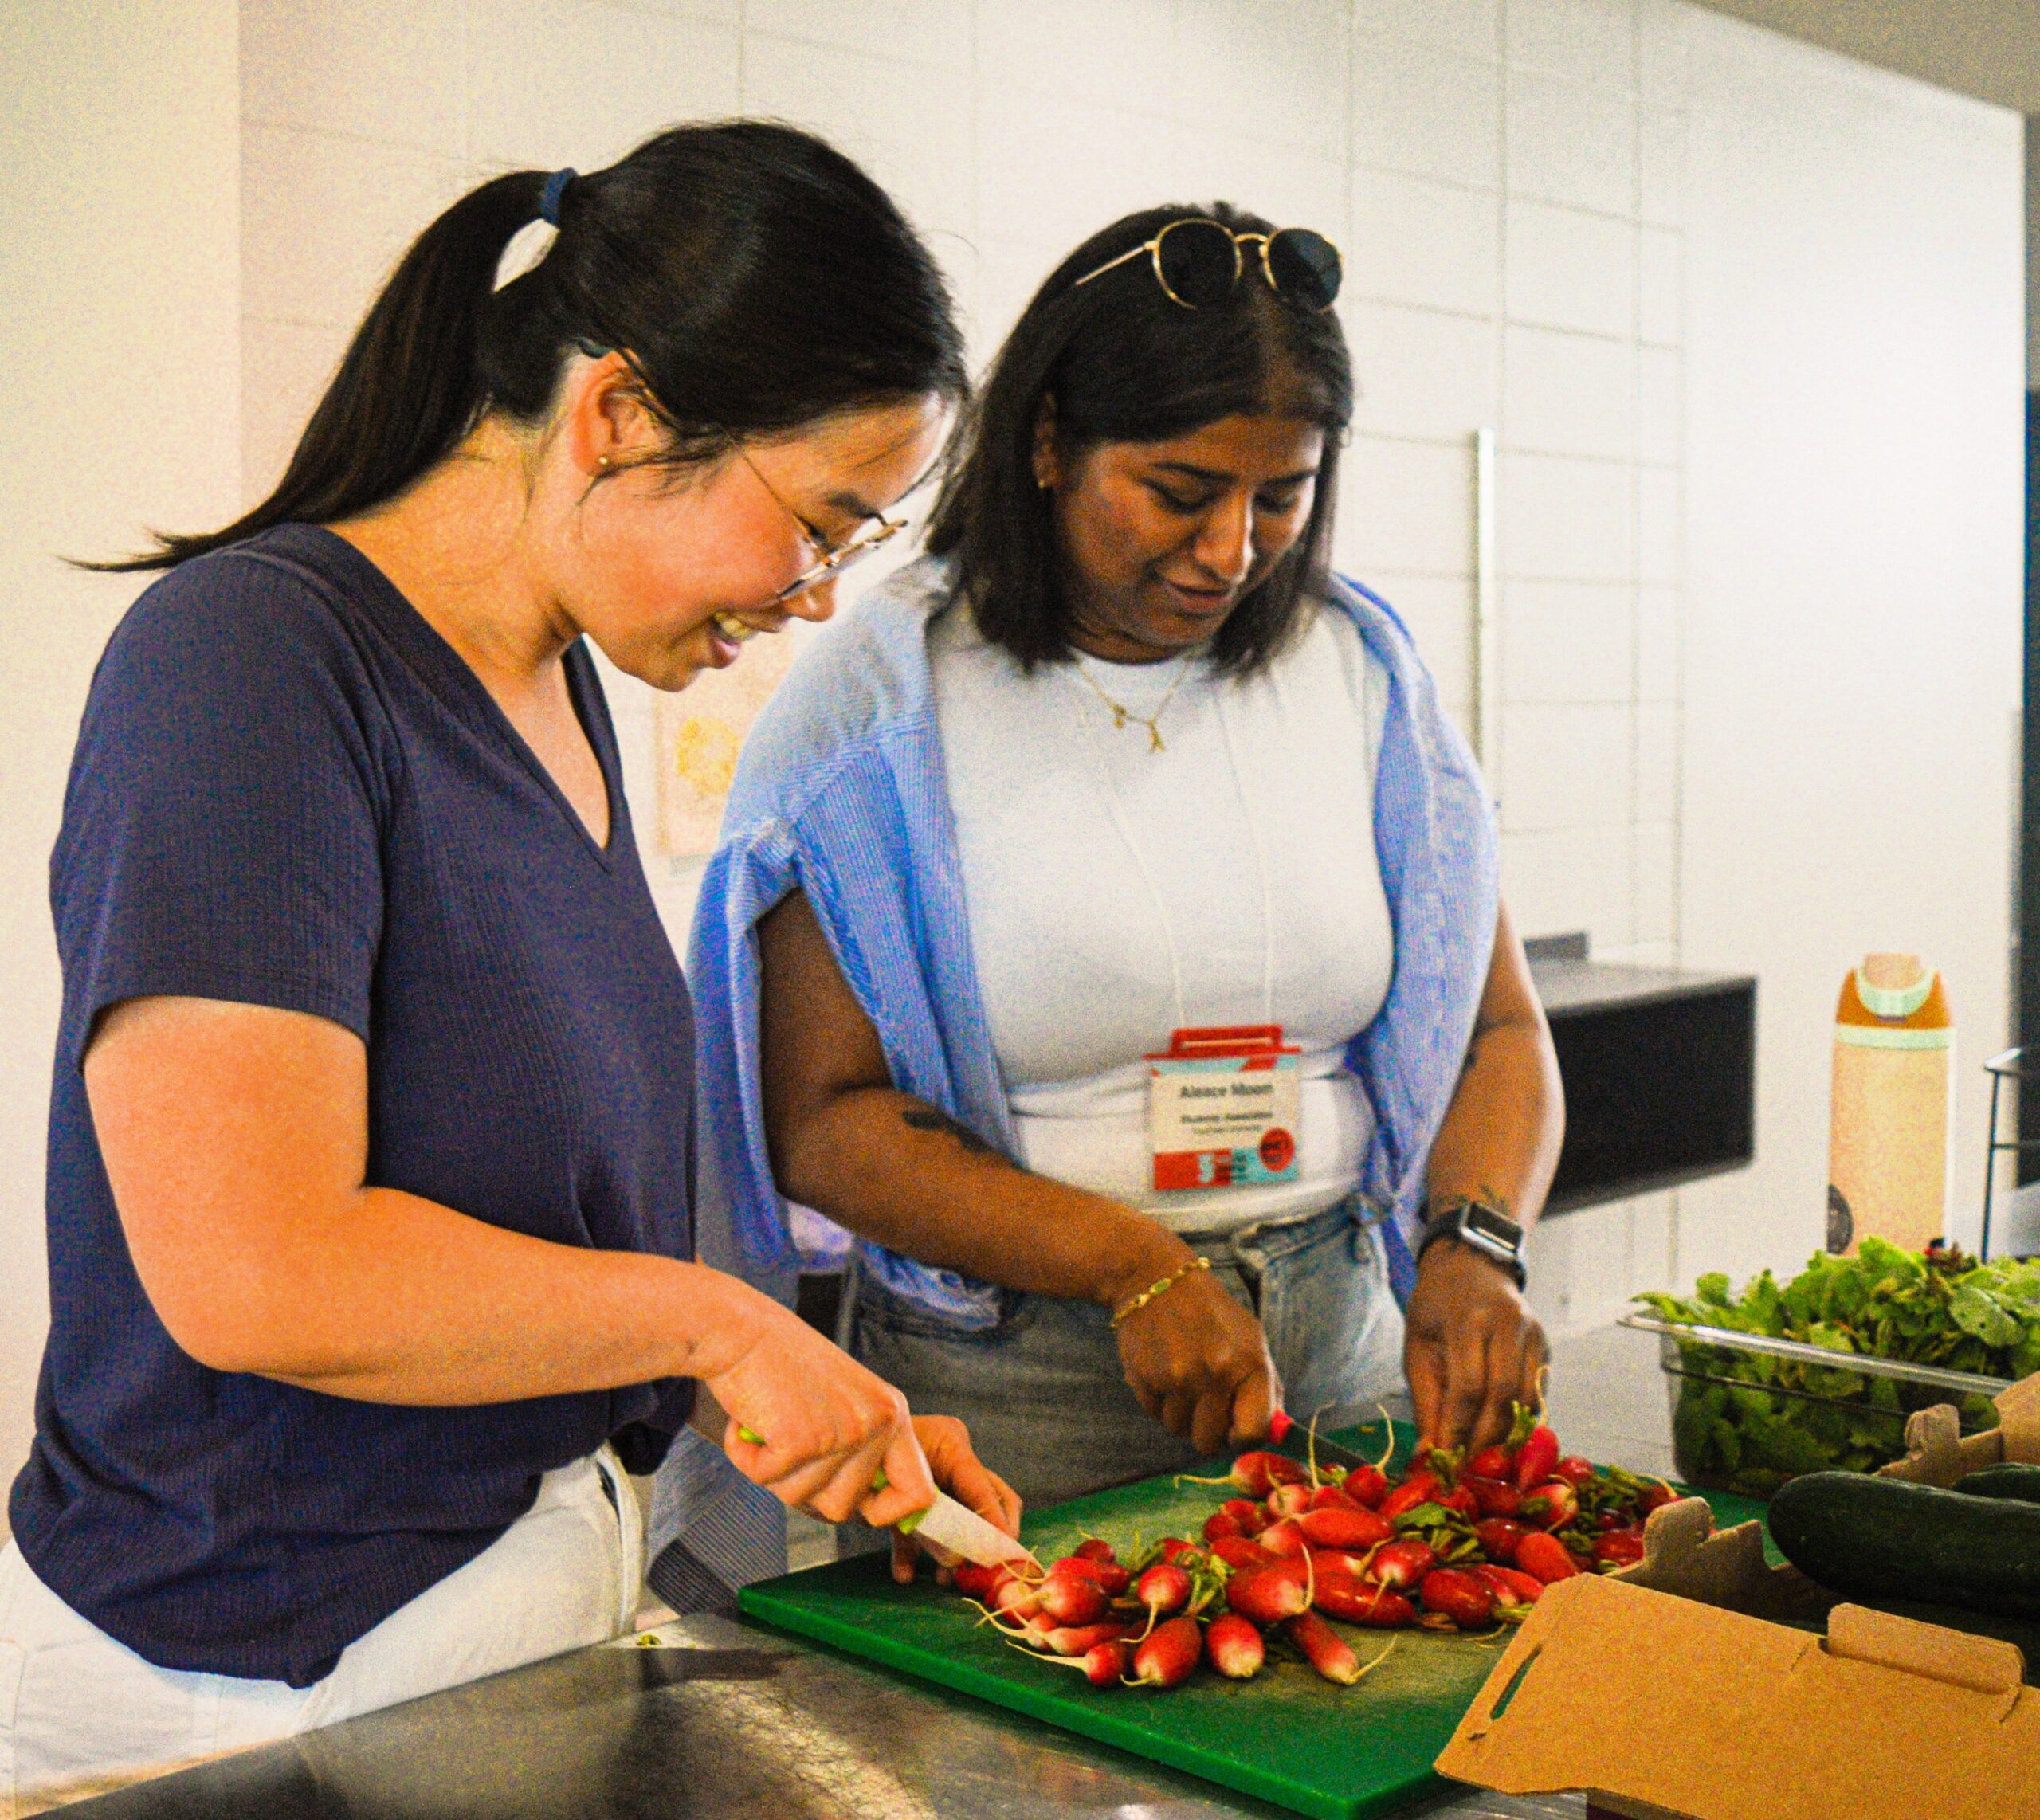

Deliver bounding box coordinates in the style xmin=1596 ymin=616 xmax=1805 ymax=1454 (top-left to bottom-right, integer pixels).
xmin=1418 ymin=1197 xmax=1528 ymax=1289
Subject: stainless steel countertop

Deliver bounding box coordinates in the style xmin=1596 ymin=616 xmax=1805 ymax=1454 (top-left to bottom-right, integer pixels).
xmin=58 ymin=1612 xmax=1583 ymax=1820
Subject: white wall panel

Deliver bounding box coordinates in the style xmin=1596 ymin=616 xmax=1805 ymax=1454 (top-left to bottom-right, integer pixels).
xmin=1504 ymin=324 xmax=1634 ymax=457
xmin=746 ymin=0 xmax=968 ymax=65
xmin=1351 ymin=33 xmax=1503 ymax=190
xmin=241 ymin=0 xmax=467 ymax=153
xmin=745 ymin=33 xmax=974 ymax=237
xmin=1505 ymin=69 xmax=1636 ymax=216
xmin=1676 ymin=10 xmax=2025 ymax=1285
xmin=976 ymin=0 xmax=1178 ymax=108
xmin=1501 ymin=451 xmax=1633 ymax=581
xmin=1350 ymin=167 xmax=1501 ymax=315
xmin=465 ymin=0 xmax=740 ymax=170
xmin=0 ymin=0 xmax=243 ymax=1534
xmin=1175 ymin=0 xmax=1351 ymax=151
xmin=1505 ymin=0 xmax=1636 ymax=91
xmin=1503 ymin=825 xmax=1636 ymax=946
xmin=1501 ymin=704 xmax=1634 ymax=831
xmin=1503 ymin=580 xmax=1634 ymax=702
xmin=1338 ymin=435 xmax=1475 ymax=576
xmin=1354 ymin=0 xmax=1499 ymax=59
xmin=1504 ymin=201 xmax=1634 ymax=337
xmin=1345 ymin=301 xmax=1499 ymax=441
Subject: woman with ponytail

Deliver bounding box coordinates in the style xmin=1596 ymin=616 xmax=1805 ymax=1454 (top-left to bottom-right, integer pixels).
xmin=2 ymin=122 xmax=1012 ymax=1804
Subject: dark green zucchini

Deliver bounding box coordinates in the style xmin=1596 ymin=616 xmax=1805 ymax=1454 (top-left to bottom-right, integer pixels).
xmin=1767 ymin=1471 xmax=2040 ymax=1621
xmin=1955 ymin=1463 xmax=2040 ymax=1506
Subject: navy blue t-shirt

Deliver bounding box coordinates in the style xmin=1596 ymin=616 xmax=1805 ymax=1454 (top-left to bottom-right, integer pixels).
xmin=12 ymin=525 xmax=696 ymax=1687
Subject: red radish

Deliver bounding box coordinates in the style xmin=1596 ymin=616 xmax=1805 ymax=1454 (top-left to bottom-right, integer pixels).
xmin=994 ymin=1577 xmax=1043 ymax=1619
xmin=1298 ymin=1505 xmax=1393 ymax=1551
xmin=1226 ymin=1560 xmax=1311 ymax=1625
xmin=1595 ymin=1508 xmax=1635 ymax=1532
xmin=1136 ymin=1562 xmax=1191 ymax=1627
xmin=1053 ymin=1556 xmax=1130 ymax=1596
xmin=1465 ymin=1476 xmax=1523 ymax=1518
xmin=1126 ymin=1615 xmax=1202 ymax=1689
xmin=1077 ymin=1639 xmax=1132 ymax=1685
xmin=1468 ymin=1443 xmax=1515 ymax=1481
xmin=1038 ymin=1573 xmax=1109 ymax=1626
xmin=1259 ymin=1518 xmax=1308 ymax=1559
xmin=1368 ymin=1538 xmax=1437 ymax=1590
xmin=1042 ymin=1621 xmax=1131 ymax=1657
xmin=1472 ymin=1563 xmax=1544 ymax=1610
xmin=1265 ymin=1482 xmax=1313 ymax=1520
xmin=1155 ymin=1537 xmax=1200 ymax=1564
xmin=1520 ymin=1481 xmax=1579 ymax=1531
xmin=1636 ymin=1482 xmax=1681 ymax=1516
xmin=1514 ymin=1530 xmax=1580 ymax=1584
xmin=1313 ymin=1573 xmax=1416 ymax=1627
xmin=1074 ymin=1538 xmax=1117 ymax=1563
xmin=1308 ymin=1482 xmax=1360 ymax=1512
xmin=1512 ymin=1423 xmax=1560 ymax=1493
xmin=1555 ymin=1456 xmax=1599 ymax=1489
xmin=1221 ymin=1496 xmax=1268 ymax=1534
xmin=1592 ymin=1529 xmax=1646 ymax=1568
xmin=1377 ymin=1473 xmax=1442 ymax=1522
xmin=1192 ymin=1452 xmax=1307 ymax=1497
xmin=1473 ymin=1518 xmax=1530 ymax=1563
xmin=1205 ymin=1612 xmax=1265 ymax=1680
xmin=1418 ymin=1568 xmax=1495 ymax=1628
xmin=1210 ymin=1536 xmax=1277 ymax=1571
xmin=1285 ymin=1611 xmax=1365 ymax=1685
xmin=1339 ymin=1463 xmax=1389 ymax=1509
xmin=953 ymin=1562 xmax=1000 ymax=1601
xmin=1307 ymin=1547 xmax=1375 ymax=1580
xmin=1203 ymin=1510 xmax=1246 ymax=1544
xmin=1434 ymin=1485 xmax=1481 ymax=1521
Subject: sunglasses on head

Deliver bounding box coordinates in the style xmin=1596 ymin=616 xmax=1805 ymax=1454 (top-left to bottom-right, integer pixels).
xmin=1073 ymin=218 xmax=1343 ymax=312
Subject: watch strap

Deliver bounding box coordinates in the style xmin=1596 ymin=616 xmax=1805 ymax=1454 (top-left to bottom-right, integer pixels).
xmin=1418 ymin=1196 xmax=1528 ymax=1289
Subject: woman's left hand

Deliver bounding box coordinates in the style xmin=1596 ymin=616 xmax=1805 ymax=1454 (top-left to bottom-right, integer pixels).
xmin=890 ymin=1414 xmax=1025 ymax=1584
xmin=1402 ymin=1241 xmax=1548 ymax=1456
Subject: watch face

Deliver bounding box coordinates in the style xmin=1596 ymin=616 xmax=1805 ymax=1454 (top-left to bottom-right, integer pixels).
xmin=1464 ymin=1202 xmax=1524 ymax=1250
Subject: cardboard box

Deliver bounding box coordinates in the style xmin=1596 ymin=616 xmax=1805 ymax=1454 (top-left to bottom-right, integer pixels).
xmin=1434 ymin=1372 xmax=2040 ymax=1819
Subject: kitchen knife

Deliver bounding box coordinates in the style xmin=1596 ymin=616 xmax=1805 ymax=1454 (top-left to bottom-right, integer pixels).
xmin=735 ymin=1426 xmax=1039 ymax=1572
xmin=1267 ymin=1408 xmax=1383 ymax=1475
xmin=897 ymin=1491 xmax=1042 ymax=1571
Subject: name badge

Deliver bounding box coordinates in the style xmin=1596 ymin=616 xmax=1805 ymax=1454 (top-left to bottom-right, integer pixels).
xmin=1146 ymin=1026 xmax=1301 ymax=1192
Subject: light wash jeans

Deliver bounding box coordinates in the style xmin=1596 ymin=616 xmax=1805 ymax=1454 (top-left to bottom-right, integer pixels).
xmin=849 ymin=1194 xmax=1410 ymax=1511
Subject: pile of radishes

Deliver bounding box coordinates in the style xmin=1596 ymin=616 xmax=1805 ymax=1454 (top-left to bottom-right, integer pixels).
xmin=953 ymin=1405 xmax=1677 ymax=1694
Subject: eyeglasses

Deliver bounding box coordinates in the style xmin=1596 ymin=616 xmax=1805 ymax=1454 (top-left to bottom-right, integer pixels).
xmin=739 ymin=451 xmax=907 ymax=606
xmin=1072 ymin=218 xmax=1343 ymax=313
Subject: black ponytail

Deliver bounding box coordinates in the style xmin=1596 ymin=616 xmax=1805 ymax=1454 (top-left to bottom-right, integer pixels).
xmin=100 ymin=122 xmax=968 ymax=571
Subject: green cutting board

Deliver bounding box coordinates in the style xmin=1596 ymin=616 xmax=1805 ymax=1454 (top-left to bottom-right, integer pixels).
xmin=740 ymin=1422 xmax=1768 ymax=1820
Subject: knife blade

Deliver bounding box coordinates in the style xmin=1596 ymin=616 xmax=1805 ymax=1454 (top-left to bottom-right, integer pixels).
xmin=734 ymin=1426 xmax=1038 ymax=1571
xmin=1267 ymin=1408 xmax=1382 ymax=1474
xmin=897 ymin=1492 xmax=1042 ymax=1572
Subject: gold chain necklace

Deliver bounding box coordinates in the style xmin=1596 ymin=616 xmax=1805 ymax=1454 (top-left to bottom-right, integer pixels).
xmin=1069 ymin=653 xmax=1193 ymax=753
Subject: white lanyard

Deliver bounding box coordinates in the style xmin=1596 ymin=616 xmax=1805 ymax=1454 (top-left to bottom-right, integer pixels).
xmin=1067 ymin=656 xmax=1277 ymax=1034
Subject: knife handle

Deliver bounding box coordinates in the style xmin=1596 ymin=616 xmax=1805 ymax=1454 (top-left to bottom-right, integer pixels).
xmin=734 ymin=1425 xmax=896 ymax=1503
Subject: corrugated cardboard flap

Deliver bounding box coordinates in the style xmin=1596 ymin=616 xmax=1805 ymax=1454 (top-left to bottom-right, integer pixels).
xmin=1880 ymin=1370 xmax=2040 ymax=1485
xmin=1436 ymin=1575 xmax=2040 ymax=1820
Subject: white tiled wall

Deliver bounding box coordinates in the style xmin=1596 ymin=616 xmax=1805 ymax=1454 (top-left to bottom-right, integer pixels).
xmin=230 ymin=0 xmax=2025 ymax=1339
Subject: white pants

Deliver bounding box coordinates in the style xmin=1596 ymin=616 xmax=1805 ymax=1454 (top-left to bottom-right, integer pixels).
xmin=0 ymin=1448 xmax=643 ymax=1817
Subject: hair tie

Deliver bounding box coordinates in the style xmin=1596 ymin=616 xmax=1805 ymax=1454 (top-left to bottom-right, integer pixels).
xmin=538 ymin=168 xmax=577 ymax=228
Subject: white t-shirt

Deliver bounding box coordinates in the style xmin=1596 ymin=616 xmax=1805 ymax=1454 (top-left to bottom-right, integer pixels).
xmin=929 ymin=598 xmax=1396 ymax=1233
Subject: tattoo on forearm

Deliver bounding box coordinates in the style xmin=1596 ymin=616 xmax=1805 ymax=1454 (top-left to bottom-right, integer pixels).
xmin=902 ymin=1104 xmax=996 ymax=1157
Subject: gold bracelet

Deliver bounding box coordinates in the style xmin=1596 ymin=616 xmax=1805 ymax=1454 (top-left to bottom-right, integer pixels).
xmin=1109 ymin=1254 xmax=1212 ymax=1329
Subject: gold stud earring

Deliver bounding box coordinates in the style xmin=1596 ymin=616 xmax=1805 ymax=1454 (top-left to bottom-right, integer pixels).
xmin=595 ymin=454 xmax=613 ymax=473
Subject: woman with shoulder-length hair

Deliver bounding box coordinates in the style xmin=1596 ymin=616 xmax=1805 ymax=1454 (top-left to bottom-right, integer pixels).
xmin=686 ymin=202 xmax=1564 ymax=1512
xmin=2 ymin=121 xmax=1017 ymax=1806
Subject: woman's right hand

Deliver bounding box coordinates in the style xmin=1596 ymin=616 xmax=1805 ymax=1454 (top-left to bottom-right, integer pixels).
xmin=1109 ymin=1249 xmax=1281 ymax=1457
xmin=699 ymin=1287 xmax=936 ymax=1529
